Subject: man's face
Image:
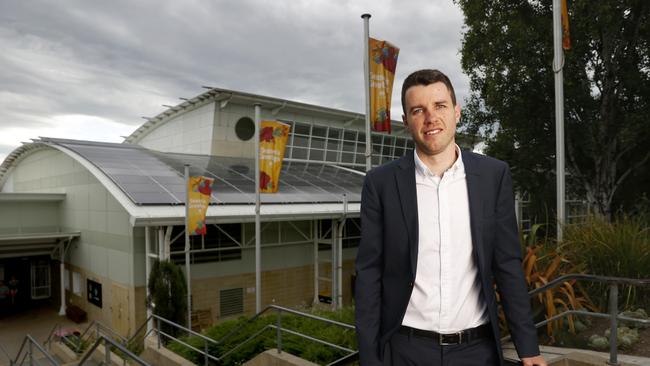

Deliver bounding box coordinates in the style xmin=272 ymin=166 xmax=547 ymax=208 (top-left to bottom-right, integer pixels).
xmin=402 ymin=82 xmax=460 ymax=158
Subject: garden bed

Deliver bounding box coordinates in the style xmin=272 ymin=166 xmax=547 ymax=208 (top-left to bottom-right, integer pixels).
xmin=542 ymin=316 xmax=650 ymax=358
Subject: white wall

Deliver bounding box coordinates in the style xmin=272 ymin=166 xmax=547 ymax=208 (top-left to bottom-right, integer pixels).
xmin=138 ymin=102 xmax=215 ymax=154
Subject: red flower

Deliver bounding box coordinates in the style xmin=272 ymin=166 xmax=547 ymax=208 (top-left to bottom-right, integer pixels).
xmin=260 ymin=171 xmax=272 ymax=190
xmin=260 ymin=126 xmax=274 ymax=142
xmin=197 ymin=180 xmax=212 ymax=195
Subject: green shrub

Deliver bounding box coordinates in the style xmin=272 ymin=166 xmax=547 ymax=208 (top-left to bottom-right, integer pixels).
xmin=563 ymin=215 xmax=650 ymax=308
xmin=167 ymin=307 xmax=357 ymax=365
xmin=148 ymin=260 xmax=188 ymax=338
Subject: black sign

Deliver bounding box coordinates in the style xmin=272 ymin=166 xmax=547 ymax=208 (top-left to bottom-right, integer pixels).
xmin=87 ymin=279 xmax=102 ymax=308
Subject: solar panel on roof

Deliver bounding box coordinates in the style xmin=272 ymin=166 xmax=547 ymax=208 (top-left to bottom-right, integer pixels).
xmin=51 ymin=139 xmax=363 ymax=206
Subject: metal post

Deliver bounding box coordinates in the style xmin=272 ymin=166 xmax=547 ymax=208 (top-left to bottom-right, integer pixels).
xmin=157 ymin=318 xmax=161 ymax=349
xmin=254 ymin=103 xmax=262 ymax=314
xmin=184 ymin=164 xmax=192 ymax=330
xmin=313 ymin=220 xmax=319 ymax=304
xmin=552 ymin=0 xmax=566 ymax=241
xmin=28 ymin=340 xmax=33 ymax=364
xmin=204 ymin=339 xmax=209 ymax=366
xmin=607 ymin=284 xmax=619 ymax=365
xmin=337 ymin=218 xmax=345 ymax=309
xmin=331 ymin=219 xmax=338 ymax=310
xmin=362 ymin=13 xmax=372 ymax=172
xmin=105 ymin=338 xmax=111 ymax=364
xmin=58 ymin=241 xmax=67 ymax=315
xmin=276 ymin=308 xmax=282 ymax=354
xmin=144 ymin=226 xmax=153 ymax=335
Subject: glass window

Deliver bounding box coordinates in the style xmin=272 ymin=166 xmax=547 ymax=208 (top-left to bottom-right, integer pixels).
xmin=310 ymin=136 xmax=325 ymax=161
xmin=235 ymin=117 xmax=255 ymax=141
xmin=72 ymin=272 xmax=82 ymax=296
xmin=31 ymin=260 xmax=51 ymax=300
xmin=171 ymin=224 xmax=242 ymax=264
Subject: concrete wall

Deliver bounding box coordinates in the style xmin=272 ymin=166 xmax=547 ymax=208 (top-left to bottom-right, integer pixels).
xmin=188 ymin=257 xmax=356 ymax=326
xmin=0 ymin=200 xmax=60 ymax=235
xmin=11 ymin=149 xmax=134 ymax=284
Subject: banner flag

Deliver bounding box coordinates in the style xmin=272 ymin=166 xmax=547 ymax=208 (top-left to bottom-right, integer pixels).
xmin=259 ymin=120 xmax=290 ymax=193
xmin=369 ymin=37 xmax=399 ymax=133
xmin=187 ymin=176 xmax=214 ymax=235
xmin=561 ymin=0 xmax=571 ymax=50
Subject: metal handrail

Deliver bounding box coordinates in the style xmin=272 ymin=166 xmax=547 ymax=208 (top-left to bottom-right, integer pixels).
xmin=125 ymin=314 xmax=154 ymax=349
xmin=501 ymin=273 xmax=650 ymax=366
xmin=327 ymin=350 xmax=360 ymax=366
xmin=528 ymin=273 xmax=650 ymax=296
xmin=77 ymin=334 xmax=149 ymax=366
xmin=71 ymin=320 xmax=127 ymax=353
xmin=43 ymin=323 xmax=60 ymax=348
xmin=0 ymin=342 xmax=11 ymax=364
xmin=11 ymin=334 xmax=60 ymax=366
xmin=151 ymin=304 xmax=357 ymax=366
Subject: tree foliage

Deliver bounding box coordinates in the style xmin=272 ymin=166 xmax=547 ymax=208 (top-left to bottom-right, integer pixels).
xmin=148 ymin=259 xmax=188 ymax=336
xmin=457 ymin=0 xmax=650 ymax=220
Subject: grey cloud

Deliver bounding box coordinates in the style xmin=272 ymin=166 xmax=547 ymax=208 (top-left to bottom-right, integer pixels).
xmin=0 ymin=0 xmax=469 ymax=162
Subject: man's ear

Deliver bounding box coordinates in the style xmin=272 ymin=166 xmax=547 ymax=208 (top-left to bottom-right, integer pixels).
xmin=402 ymin=114 xmax=408 ymax=128
xmin=454 ymin=104 xmax=461 ymax=123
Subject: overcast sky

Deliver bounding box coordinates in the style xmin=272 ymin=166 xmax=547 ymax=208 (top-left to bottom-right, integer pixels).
xmin=0 ymin=0 xmax=469 ymax=162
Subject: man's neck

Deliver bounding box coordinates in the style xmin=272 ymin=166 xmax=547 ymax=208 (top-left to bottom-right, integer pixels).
xmin=416 ymin=145 xmax=458 ymax=177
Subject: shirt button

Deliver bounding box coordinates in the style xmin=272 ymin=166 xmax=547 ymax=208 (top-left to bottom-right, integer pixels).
xmin=409 ymin=282 xmax=413 ymax=287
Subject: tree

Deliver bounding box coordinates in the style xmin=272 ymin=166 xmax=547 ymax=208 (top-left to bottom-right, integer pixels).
xmin=456 ymin=0 xmax=650 ymax=220
xmin=148 ymin=259 xmax=188 ymax=337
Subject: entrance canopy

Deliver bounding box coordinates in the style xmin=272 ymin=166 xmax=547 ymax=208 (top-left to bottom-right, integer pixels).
xmin=0 ymin=232 xmax=80 ymax=259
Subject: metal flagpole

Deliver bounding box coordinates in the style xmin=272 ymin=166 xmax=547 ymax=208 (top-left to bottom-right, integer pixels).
xmin=552 ymin=0 xmax=566 ymax=241
xmin=184 ymin=164 xmax=192 ymax=328
xmin=362 ymin=13 xmax=372 ymax=172
xmin=254 ymin=103 xmax=262 ymax=313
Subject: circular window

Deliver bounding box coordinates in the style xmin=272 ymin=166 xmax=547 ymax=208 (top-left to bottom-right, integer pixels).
xmin=235 ymin=117 xmax=255 ymax=141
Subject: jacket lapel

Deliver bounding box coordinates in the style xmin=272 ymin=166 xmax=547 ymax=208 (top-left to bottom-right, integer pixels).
xmin=395 ymin=153 xmax=419 ymax=278
xmin=463 ymin=151 xmax=486 ymax=275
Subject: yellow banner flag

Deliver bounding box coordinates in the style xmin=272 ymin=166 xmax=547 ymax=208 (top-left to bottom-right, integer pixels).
xmin=259 ymin=120 xmax=290 ymax=193
xmin=369 ymin=37 xmax=399 ymax=133
xmin=187 ymin=176 xmax=214 ymax=235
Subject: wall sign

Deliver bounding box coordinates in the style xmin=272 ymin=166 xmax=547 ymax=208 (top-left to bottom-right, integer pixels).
xmin=87 ymin=279 xmax=102 ymax=308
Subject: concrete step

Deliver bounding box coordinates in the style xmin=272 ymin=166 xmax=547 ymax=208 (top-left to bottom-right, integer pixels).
xmin=502 ymin=342 xmax=650 ymax=366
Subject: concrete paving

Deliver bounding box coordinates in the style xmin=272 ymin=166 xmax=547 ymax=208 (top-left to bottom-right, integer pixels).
xmin=503 ymin=342 xmax=650 ymax=366
xmin=0 ymin=305 xmax=88 ymax=364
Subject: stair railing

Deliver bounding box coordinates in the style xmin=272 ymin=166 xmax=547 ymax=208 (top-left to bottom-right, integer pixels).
xmin=149 ymin=304 xmax=358 ymax=366
xmin=77 ymin=335 xmax=149 ymax=366
xmin=10 ymin=334 xmax=60 ymax=366
xmin=501 ymin=273 xmax=650 ymax=366
xmin=0 ymin=342 xmax=11 ymax=365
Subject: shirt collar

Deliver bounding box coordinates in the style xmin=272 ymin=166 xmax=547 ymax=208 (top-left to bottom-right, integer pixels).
xmin=413 ymin=144 xmax=465 ymax=178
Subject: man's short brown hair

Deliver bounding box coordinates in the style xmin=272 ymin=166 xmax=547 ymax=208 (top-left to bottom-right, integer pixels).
xmin=401 ymin=69 xmax=457 ymax=115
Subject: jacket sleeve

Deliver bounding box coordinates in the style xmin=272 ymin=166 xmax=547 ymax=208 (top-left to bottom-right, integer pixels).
xmin=355 ymin=172 xmax=385 ymax=366
xmin=491 ymin=164 xmax=541 ymax=358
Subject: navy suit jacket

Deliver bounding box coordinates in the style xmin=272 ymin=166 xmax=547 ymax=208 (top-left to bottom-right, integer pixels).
xmin=354 ymin=150 xmax=540 ymax=365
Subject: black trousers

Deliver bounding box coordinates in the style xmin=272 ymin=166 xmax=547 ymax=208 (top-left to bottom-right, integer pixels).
xmin=385 ymin=329 xmax=501 ymax=366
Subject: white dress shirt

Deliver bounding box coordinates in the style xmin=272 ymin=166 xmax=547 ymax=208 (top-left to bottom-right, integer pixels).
xmin=402 ymin=146 xmax=488 ymax=333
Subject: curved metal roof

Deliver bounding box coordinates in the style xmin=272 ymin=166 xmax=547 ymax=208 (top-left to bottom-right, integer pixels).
xmin=30 ymin=138 xmax=363 ymax=206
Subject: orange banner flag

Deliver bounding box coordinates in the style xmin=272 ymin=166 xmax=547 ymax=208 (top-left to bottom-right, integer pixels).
xmin=259 ymin=120 xmax=290 ymax=193
xmin=369 ymin=37 xmax=399 ymax=133
xmin=187 ymin=176 xmax=214 ymax=235
xmin=561 ymin=0 xmax=571 ymax=50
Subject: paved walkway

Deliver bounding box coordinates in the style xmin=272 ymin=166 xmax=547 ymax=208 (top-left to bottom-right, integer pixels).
xmin=0 ymin=305 xmax=88 ymax=363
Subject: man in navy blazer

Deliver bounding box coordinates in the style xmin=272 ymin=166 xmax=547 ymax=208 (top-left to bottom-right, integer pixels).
xmin=355 ymin=69 xmax=546 ymax=365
